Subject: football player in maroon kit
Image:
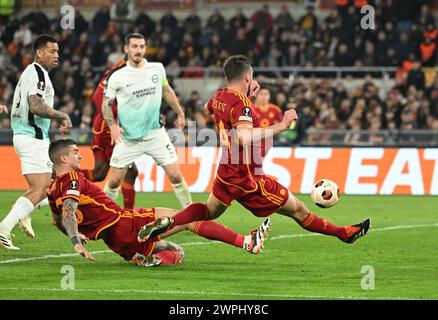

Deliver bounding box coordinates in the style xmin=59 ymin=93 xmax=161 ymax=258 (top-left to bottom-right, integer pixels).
xmin=47 ymin=139 xmax=271 ymax=267
xmin=254 ymin=87 xmax=283 ymax=128
xmin=138 ymin=55 xmax=370 ymax=246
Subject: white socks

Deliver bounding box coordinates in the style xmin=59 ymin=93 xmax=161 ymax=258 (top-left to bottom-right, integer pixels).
xmin=104 ymin=181 xmax=120 ymax=201
xmin=172 ymin=179 xmax=192 ymax=208
xmin=0 ymin=196 xmax=35 ymax=234
xmin=104 ymin=180 xmax=191 ymax=208
xmin=36 ymin=197 xmax=49 ymax=209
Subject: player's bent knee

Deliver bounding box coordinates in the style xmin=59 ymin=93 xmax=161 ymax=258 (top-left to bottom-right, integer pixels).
xmin=168 ymin=173 xmax=183 ymax=184
xmin=108 ymin=176 xmax=123 ymax=188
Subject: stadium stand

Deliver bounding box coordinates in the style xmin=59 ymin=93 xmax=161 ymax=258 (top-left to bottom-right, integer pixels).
xmin=0 ymin=0 xmax=436 ymax=146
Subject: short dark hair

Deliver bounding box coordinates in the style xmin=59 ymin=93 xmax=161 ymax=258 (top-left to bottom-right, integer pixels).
xmin=49 ymin=138 xmax=77 ymax=164
xmin=125 ymin=33 xmax=145 ymax=45
xmin=223 ymin=55 xmax=252 ymax=82
xmin=33 ymin=34 xmax=57 ymax=54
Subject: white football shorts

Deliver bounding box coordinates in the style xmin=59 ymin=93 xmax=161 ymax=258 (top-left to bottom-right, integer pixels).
xmin=13 ymin=134 xmax=53 ymax=175
xmin=110 ymin=127 xmax=178 ymax=168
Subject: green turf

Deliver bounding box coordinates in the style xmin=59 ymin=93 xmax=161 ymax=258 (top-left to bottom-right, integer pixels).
xmin=0 ymin=191 xmax=437 ymax=300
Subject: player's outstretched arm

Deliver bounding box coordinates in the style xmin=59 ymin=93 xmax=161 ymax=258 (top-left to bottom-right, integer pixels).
xmin=162 ymin=84 xmax=185 ymax=130
xmin=0 ymin=104 xmax=8 ymax=113
xmin=61 ymin=198 xmax=95 ymax=261
xmin=102 ymin=96 xmax=123 ymax=145
xmin=28 ymin=95 xmax=72 ymax=134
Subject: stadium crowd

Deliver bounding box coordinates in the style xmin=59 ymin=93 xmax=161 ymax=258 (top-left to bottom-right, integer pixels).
xmin=0 ymin=0 xmax=437 ymax=144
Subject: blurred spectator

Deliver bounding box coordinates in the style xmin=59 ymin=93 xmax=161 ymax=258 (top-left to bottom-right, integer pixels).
xmin=0 ymin=44 xmax=12 ymax=70
xmin=184 ymin=9 xmax=202 ymax=39
xmin=229 ymin=8 xmax=248 ymax=31
xmin=407 ymin=60 xmax=426 ymax=91
xmin=22 ymin=9 xmax=49 ymax=34
xmin=419 ymin=37 xmax=437 ymax=67
xmin=110 ymin=0 xmax=134 ymax=33
xmin=335 ymin=43 xmax=354 ymax=66
xmin=13 ymin=23 xmax=32 ymax=48
xmin=206 ymin=9 xmax=226 ymax=35
xmin=92 ymin=6 xmax=110 ymax=33
xmin=299 ymin=5 xmax=318 ymax=39
xmin=274 ymin=5 xmax=294 ymax=31
xmin=416 ymin=4 xmax=435 ymax=28
xmin=160 ymin=9 xmax=178 ymax=30
xmin=250 ymin=4 xmax=273 ymax=33
xmin=135 ymin=9 xmax=156 ymax=38
xmin=230 ymin=28 xmax=251 ymax=55
xmin=80 ymin=101 xmax=93 ymax=130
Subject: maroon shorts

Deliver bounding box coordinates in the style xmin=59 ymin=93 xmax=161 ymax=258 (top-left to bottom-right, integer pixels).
xmin=91 ymin=134 xmax=114 ymax=163
xmin=102 ymin=208 xmax=157 ymax=260
xmin=212 ymin=175 xmax=289 ymax=217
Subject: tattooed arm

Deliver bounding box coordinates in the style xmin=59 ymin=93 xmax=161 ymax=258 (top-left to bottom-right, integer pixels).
xmin=53 ymin=212 xmax=89 ymax=243
xmin=28 ymin=95 xmax=72 ymax=134
xmin=61 ymin=198 xmax=95 ymax=260
xmin=102 ymin=96 xmax=123 ymax=145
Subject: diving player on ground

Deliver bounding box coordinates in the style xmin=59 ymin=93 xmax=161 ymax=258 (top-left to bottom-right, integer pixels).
xmin=48 ymin=139 xmax=270 ymax=267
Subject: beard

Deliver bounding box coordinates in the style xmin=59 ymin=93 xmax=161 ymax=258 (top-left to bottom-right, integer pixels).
xmin=132 ymin=55 xmax=143 ymax=63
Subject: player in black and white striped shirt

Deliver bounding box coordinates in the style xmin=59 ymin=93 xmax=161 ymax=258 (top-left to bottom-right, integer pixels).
xmin=0 ymin=35 xmax=72 ymax=250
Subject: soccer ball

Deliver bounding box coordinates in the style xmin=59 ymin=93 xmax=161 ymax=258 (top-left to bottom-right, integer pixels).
xmin=310 ymin=179 xmax=340 ymax=208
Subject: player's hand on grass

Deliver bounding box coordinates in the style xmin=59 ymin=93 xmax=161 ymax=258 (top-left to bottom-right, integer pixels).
xmin=281 ymin=109 xmax=298 ymax=131
xmin=248 ymin=80 xmax=261 ymax=100
xmin=0 ymin=104 xmax=8 ymax=113
xmin=109 ymin=124 xmax=124 ymax=145
xmin=59 ymin=114 xmax=73 ymax=135
xmin=74 ymin=243 xmax=95 ymax=261
xmin=174 ymin=114 xmax=185 ymax=130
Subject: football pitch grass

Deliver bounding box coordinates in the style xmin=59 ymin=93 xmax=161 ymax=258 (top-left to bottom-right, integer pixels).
xmin=0 ymin=191 xmax=437 ymax=300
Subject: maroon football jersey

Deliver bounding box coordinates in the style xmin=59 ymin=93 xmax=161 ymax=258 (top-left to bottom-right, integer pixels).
xmin=91 ymin=59 xmax=126 ymax=137
xmin=47 ymin=171 xmax=121 ymax=240
xmin=207 ymin=88 xmax=267 ymax=190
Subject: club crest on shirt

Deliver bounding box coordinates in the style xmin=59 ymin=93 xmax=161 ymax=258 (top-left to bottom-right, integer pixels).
xmin=37 ymin=81 xmax=46 ymax=91
xmin=152 ymin=74 xmax=159 ymax=83
xmin=69 ymin=180 xmax=79 ymax=190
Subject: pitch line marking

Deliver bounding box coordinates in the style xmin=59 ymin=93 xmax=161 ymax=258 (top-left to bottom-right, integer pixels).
xmin=1 ymin=223 xmax=437 ymax=265
xmin=0 ymin=286 xmax=427 ymax=300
